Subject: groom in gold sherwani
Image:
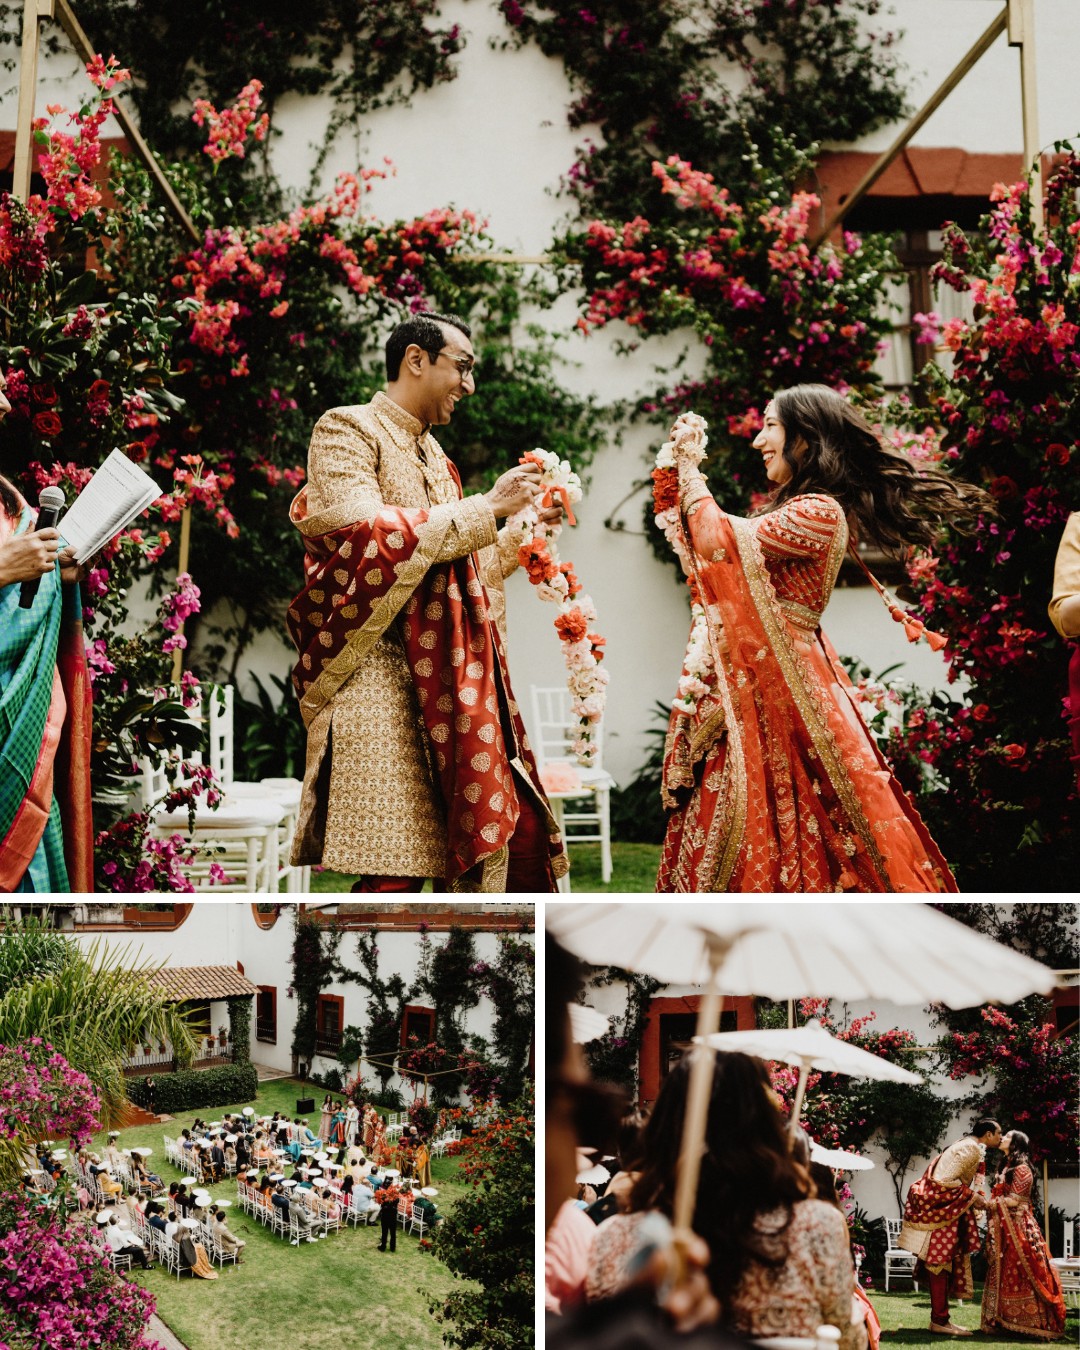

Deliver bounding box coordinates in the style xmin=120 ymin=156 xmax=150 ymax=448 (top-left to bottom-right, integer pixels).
xmin=287 ymin=311 xmax=566 ymax=892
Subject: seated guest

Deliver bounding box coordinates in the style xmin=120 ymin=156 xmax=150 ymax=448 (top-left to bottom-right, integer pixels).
xmin=103 ymin=1132 xmax=123 ymax=1168
xmin=176 ymin=1224 xmax=218 ymax=1279
xmin=414 ymin=1188 xmax=443 ymax=1225
xmin=104 ymin=1213 xmax=152 ymax=1269
xmin=585 ymin=1052 xmax=867 ymax=1350
xmin=164 ymin=1211 xmax=180 ymax=1240
xmin=317 ymin=1187 xmax=342 ymax=1223
xmin=288 ymin=1190 xmax=321 ymax=1244
xmin=224 ymin=1136 xmax=238 ymax=1170
xmin=148 ymin=1209 xmax=169 ymax=1236
xmin=254 ymin=1132 xmax=273 ymax=1165
xmin=235 ymin=1135 xmax=251 ymax=1169
xmin=213 ymin=1208 xmax=245 ymax=1260
xmin=88 ymin=1155 xmax=122 ymax=1200
xmin=351 ymin=1177 xmax=380 ymax=1224
xmin=208 ymin=1138 xmax=226 ymax=1180
xmin=131 ymin=1153 xmax=163 ymax=1196
xmin=175 ymin=1184 xmax=194 ymax=1216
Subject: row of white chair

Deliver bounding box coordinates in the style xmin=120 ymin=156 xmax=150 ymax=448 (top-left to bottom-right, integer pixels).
xmin=140 ymin=684 xmax=309 ymax=893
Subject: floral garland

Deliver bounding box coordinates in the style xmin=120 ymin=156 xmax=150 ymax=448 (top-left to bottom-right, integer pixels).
xmin=507 ymin=449 xmax=607 ymax=764
xmin=651 ymin=412 xmax=716 ymax=719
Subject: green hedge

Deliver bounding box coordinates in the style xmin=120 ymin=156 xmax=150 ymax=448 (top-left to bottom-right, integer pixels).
xmin=127 ymin=1063 xmax=259 ymax=1114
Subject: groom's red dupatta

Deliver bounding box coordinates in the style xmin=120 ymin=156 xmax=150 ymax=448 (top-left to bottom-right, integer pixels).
xmin=288 ymin=471 xmax=559 ymax=887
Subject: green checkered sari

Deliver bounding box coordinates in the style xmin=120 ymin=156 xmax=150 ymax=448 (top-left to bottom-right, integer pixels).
xmin=0 ymin=506 xmax=68 ymax=892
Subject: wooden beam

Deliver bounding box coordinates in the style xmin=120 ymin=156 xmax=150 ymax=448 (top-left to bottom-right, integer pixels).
xmin=813 ymin=6 xmax=1008 ymax=246
xmin=53 ymin=0 xmax=200 ymax=242
xmin=12 ymin=0 xmax=55 ymax=201
xmin=1008 ymin=0 xmax=1043 ymax=235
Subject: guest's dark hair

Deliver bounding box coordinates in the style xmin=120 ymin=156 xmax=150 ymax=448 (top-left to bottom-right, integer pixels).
xmin=385 ymin=311 xmax=471 ymax=381
xmin=616 ymin=1111 xmax=647 ymax=1172
xmin=971 ymin=1117 xmax=1001 ymax=1139
xmin=766 ymin=384 xmax=994 ymax=557
xmin=0 ymin=474 xmax=20 ymax=521
xmin=629 ymin=1052 xmax=812 ymax=1310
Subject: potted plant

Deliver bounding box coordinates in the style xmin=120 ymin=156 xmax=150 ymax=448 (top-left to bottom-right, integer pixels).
xmin=218 ymin=1024 xmax=229 ymax=1047
xmin=143 ymin=1043 xmax=152 ymax=1055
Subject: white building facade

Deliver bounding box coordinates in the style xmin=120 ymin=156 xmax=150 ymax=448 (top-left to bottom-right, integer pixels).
xmin=61 ymin=899 xmax=534 ymax=1102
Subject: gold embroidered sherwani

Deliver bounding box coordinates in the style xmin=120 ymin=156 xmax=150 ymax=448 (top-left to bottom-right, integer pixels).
xmin=291 ymin=391 xmax=523 ymax=878
xmin=898 ymin=1137 xmax=984 ymax=1264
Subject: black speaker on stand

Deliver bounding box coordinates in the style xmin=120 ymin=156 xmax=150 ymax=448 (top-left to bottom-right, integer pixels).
xmin=296 ymin=1096 xmax=315 ymax=1114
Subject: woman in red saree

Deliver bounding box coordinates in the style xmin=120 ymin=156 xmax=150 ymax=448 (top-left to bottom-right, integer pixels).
xmin=657 ymin=385 xmax=990 ymax=893
xmin=981 ymin=1131 xmax=1067 ymax=1339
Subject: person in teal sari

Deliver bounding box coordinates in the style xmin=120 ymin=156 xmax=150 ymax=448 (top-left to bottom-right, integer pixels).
xmin=0 ymin=446 xmax=93 ymax=891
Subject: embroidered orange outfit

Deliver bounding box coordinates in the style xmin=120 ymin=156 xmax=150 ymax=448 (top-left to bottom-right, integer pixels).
xmin=657 ymin=480 xmax=956 ymax=892
xmin=981 ymin=1165 xmax=1067 ymax=1340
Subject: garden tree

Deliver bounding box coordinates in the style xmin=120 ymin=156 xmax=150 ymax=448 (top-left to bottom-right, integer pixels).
xmin=430 ymin=1097 xmax=534 ymax=1350
xmin=288 ymin=908 xmax=341 ymax=1069
xmin=0 ymin=916 xmax=196 ymax=1130
xmin=932 ymin=1001 xmax=1077 ymax=1165
xmin=336 ymin=1023 xmax=365 ymax=1080
xmin=415 ymin=924 xmax=481 ymax=1106
xmin=225 ymin=993 xmax=251 ymax=1064
xmin=565 ymin=149 xmax=895 ymax=553
xmin=338 ymin=928 xmax=416 ymax=1095
xmin=471 ymin=931 xmax=536 ymax=1105
xmin=498 ymin=0 xmax=907 ymax=220
xmin=766 ymin=999 xmax=952 ymax=1204
xmin=0 ymin=0 xmax=465 ymax=173
xmin=882 ymin=155 xmax=1080 ymax=889
xmin=862 ymin=1079 xmax=953 ymax=1217
xmin=581 ymin=966 xmax=661 ymax=1093
xmin=0 ymin=1186 xmax=159 ymax=1349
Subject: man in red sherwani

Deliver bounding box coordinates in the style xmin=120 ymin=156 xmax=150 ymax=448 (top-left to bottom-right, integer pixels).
xmin=898 ymin=1118 xmax=1001 ymax=1336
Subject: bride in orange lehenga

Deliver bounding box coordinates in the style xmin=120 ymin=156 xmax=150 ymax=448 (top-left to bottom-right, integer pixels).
xmin=656 ymin=386 xmax=992 ymax=893
xmin=981 ymin=1131 xmax=1067 ymax=1340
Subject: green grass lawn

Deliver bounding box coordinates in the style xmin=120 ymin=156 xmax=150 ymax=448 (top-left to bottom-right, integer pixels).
xmin=94 ymin=1078 xmax=476 ymax=1350
xmin=308 ymin=842 xmax=663 ymax=893
xmin=868 ymin=1284 xmax=1078 ymax=1348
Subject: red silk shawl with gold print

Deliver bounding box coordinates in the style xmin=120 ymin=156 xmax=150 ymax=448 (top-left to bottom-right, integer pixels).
xmin=287 ymin=477 xmax=552 ymax=885
xmin=658 ymin=493 xmax=956 ymax=893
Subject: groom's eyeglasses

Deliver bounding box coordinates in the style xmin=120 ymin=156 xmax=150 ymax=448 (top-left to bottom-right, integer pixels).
xmin=435 ymin=350 xmax=476 ymax=381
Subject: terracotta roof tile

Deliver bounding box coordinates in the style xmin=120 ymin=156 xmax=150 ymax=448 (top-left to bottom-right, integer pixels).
xmin=147 ymin=966 xmax=259 ymax=1000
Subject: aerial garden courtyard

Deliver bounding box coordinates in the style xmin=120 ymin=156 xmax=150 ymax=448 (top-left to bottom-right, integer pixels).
xmin=0 ymin=904 xmax=534 ymax=1350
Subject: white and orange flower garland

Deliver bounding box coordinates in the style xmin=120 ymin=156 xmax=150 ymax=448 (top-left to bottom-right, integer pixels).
xmin=507 ymin=449 xmax=608 ymax=765
xmin=652 ymin=412 xmax=717 ymax=719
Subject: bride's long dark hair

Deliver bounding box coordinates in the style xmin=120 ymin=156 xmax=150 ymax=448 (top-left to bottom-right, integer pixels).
xmin=767 ymin=384 xmax=993 ymax=555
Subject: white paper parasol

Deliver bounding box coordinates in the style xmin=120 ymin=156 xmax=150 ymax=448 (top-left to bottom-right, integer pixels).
xmin=810 ymin=1140 xmax=875 ymax=1171
xmin=698 ymin=1018 xmax=921 ymax=1135
xmin=569 ymin=1002 xmax=610 ymax=1044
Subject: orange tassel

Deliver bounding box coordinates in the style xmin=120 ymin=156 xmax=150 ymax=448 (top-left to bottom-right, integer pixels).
xmin=925 ymin=629 xmax=948 ymax=652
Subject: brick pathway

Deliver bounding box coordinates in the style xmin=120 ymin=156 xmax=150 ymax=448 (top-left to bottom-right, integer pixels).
xmin=147 ymin=1314 xmax=189 ymax=1350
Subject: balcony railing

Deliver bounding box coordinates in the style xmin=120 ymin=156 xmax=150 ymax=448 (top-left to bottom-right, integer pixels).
xmin=315 ymin=1031 xmax=342 ymax=1057
xmin=122 ymin=1036 xmax=233 ymax=1073
xmin=256 ymin=1019 xmax=276 ymax=1043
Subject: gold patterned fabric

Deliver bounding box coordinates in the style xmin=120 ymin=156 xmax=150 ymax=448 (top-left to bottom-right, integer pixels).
xmin=1049 ymin=512 xmax=1080 ymax=639
xmin=290 ymin=392 xmax=541 ymax=880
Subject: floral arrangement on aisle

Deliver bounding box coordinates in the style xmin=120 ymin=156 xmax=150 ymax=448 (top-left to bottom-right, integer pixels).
xmin=651 ymin=412 xmax=717 ymax=719
xmin=506 ymin=449 xmax=608 ymax=764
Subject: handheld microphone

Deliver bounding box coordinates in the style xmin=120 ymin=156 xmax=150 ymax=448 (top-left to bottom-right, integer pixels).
xmin=19 ymin=485 xmax=67 ymax=609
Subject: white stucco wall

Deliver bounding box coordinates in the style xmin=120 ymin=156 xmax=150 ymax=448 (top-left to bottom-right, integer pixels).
xmin=68 ymin=900 xmax=532 ymax=1101
xmin=3 ymin=1 xmax=1078 ymax=789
